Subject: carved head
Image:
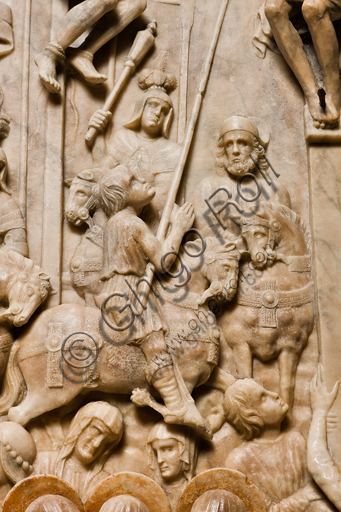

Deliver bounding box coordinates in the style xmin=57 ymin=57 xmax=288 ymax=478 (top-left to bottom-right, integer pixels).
xmin=99 ymin=166 xmax=155 ymax=217
xmin=240 ymin=207 xmax=280 ymax=270
xmin=125 ymin=68 xmax=177 ymax=139
xmin=0 ymin=251 xmax=52 ymax=327
xmin=223 ymin=379 xmax=288 ymax=440
xmin=26 ymin=495 xmax=80 ymax=512
xmin=215 ymin=116 xmax=269 ymax=180
xmin=58 ymin=402 xmax=123 ymax=469
xmin=99 ymin=496 xmax=151 ymax=512
xmin=201 ymin=238 xmax=240 ymax=304
xmin=192 ymin=490 xmax=247 ymax=512
xmin=65 ymin=169 xmax=105 ymax=226
xmin=146 ymin=422 xmax=197 ymax=484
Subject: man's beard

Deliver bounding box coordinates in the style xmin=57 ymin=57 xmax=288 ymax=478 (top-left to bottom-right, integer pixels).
xmin=226 ymin=150 xmax=258 ymax=177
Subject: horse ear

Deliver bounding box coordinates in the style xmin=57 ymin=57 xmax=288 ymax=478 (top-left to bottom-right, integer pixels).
xmin=64 ymin=178 xmax=73 ymax=188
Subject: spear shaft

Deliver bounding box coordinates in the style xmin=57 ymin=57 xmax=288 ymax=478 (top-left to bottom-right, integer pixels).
xmin=85 ymin=22 xmax=157 ymax=147
xmin=157 ymin=0 xmax=230 ymax=242
xmin=128 ymin=0 xmax=230 ymax=315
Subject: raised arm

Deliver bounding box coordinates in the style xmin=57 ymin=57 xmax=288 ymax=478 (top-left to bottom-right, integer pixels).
xmin=88 ymin=109 xmax=118 ymax=168
xmin=136 ymin=202 xmax=195 ymax=273
xmin=308 ymin=365 xmax=341 ymax=511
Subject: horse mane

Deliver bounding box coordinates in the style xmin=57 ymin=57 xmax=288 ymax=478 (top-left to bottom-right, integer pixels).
xmin=0 ymin=250 xmax=34 ymax=272
xmin=0 ymin=250 xmax=52 ymax=293
xmin=259 ymin=201 xmax=312 ymax=253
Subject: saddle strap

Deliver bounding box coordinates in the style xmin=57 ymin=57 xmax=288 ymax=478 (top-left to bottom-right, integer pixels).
xmin=237 ymin=282 xmax=314 ymax=309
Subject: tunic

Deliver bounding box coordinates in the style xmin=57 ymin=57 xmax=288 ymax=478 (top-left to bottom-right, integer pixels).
xmin=0 ymin=192 xmax=25 ymax=235
xmin=101 ymin=210 xmax=166 ymax=345
xmin=225 ymin=432 xmax=323 ymax=512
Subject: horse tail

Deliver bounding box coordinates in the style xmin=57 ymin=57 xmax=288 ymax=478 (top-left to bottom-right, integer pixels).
xmin=0 ymin=341 xmax=24 ymax=414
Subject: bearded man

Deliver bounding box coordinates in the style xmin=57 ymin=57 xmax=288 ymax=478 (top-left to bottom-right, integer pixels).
xmin=194 ymin=115 xmax=291 ymax=243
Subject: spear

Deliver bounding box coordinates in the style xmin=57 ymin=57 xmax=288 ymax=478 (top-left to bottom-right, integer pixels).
xmin=128 ymin=0 xmax=231 ymax=315
xmin=85 ymin=21 xmax=157 ymax=147
xmin=157 ymin=0 xmax=230 ymax=242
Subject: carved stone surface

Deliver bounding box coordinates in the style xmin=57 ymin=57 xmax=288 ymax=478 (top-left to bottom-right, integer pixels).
xmin=0 ymin=0 xmax=340 ymax=510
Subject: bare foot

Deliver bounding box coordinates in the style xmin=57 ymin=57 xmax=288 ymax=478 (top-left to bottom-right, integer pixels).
xmin=35 ymin=50 xmax=61 ymax=94
xmin=68 ymin=50 xmax=107 ymax=86
xmin=306 ymin=91 xmax=340 ymax=129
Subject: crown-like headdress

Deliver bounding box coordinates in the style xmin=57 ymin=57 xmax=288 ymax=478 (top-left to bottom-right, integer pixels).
xmin=138 ymin=51 xmax=177 ymax=94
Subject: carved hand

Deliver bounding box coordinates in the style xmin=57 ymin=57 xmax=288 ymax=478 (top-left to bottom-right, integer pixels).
xmin=310 ymin=365 xmax=340 ymax=413
xmin=173 ymin=202 xmax=195 ymax=235
xmin=88 ymin=109 xmax=112 ymax=133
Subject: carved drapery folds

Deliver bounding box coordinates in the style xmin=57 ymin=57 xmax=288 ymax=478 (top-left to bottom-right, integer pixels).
xmin=0 ymin=0 xmax=340 ymax=510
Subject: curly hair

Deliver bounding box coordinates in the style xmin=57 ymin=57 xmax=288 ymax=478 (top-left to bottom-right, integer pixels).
xmin=215 ymin=134 xmax=269 ymax=179
xmin=98 ymin=166 xmax=130 ymax=217
xmin=223 ymin=379 xmax=265 ymax=441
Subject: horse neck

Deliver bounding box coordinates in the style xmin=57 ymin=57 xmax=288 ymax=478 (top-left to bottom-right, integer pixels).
xmin=92 ymin=208 xmax=107 ymax=229
xmin=186 ymin=252 xmax=211 ymax=294
xmin=276 ymin=216 xmax=308 ymax=257
xmin=0 ymin=264 xmax=16 ymax=299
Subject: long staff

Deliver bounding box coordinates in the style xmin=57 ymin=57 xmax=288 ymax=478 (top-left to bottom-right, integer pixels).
xmin=156 ymin=0 xmax=229 ymax=243
xmin=85 ymin=22 xmax=157 ymax=147
xmin=130 ymin=0 xmax=231 ymax=315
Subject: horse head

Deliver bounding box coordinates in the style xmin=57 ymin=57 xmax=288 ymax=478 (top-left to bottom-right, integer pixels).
xmin=65 ymin=168 xmax=106 ymax=226
xmin=0 ymin=252 xmax=53 ymax=327
xmin=200 ymin=237 xmax=240 ymax=305
xmin=240 ymin=202 xmax=310 ymax=270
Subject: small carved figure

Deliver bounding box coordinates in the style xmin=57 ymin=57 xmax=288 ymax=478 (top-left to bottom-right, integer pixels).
xmin=34 ymin=0 xmax=147 ymax=94
xmin=65 ymin=169 xmax=107 ymax=307
xmin=224 ymin=379 xmax=332 ymax=512
xmin=308 ymin=366 xmax=341 ymax=511
xmin=33 ymin=402 xmax=124 ymax=503
xmin=264 ymin=0 xmax=341 ymax=129
xmin=0 ymin=422 xmax=36 ymax=507
xmin=146 ymin=422 xmax=198 ymax=511
xmin=219 ymin=201 xmax=313 ymax=408
xmin=195 ymin=116 xmax=291 ymax=242
xmin=89 ymin=68 xmax=180 ymax=233
xmin=95 ymin=165 xmax=212 ymax=437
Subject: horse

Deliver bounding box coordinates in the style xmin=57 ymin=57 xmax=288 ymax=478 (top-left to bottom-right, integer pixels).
xmin=0 ymin=237 xmax=240 ymax=428
xmin=0 ymin=250 xmax=52 ymax=380
xmin=218 ymin=201 xmax=313 ymax=408
xmin=65 ymin=169 xmax=107 ymax=307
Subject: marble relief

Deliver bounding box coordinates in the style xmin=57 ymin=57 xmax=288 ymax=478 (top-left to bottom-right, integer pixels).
xmin=0 ymin=0 xmax=339 ymax=511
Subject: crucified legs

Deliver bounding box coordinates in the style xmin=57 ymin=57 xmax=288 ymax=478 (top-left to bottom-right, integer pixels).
xmin=265 ymin=0 xmax=341 ymax=129
xmin=35 ymin=0 xmax=147 ymax=94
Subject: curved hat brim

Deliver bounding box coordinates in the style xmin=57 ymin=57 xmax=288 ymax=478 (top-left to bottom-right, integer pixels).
xmin=2 ymin=475 xmax=84 ymax=512
xmin=85 ymin=472 xmax=171 ymax=512
xmin=177 ymin=469 xmax=266 ymax=512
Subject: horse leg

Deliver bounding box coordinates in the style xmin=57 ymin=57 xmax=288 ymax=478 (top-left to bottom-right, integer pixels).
xmin=205 ymin=367 xmax=235 ymax=393
xmin=232 ymin=342 xmax=253 ymax=378
xmin=278 ymin=349 xmax=299 ymax=409
xmin=8 ymin=384 xmax=84 ymax=426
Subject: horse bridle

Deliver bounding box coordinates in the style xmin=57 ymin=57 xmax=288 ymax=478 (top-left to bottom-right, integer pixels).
xmin=241 ymin=217 xmax=281 ymax=246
